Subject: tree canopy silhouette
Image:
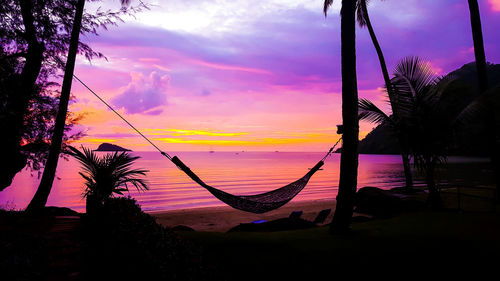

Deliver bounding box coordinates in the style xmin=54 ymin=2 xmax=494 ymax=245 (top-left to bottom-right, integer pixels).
xmin=361 ymin=56 xmax=473 ymax=208
xmin=0 ymin=0 xmax=143 ymax=192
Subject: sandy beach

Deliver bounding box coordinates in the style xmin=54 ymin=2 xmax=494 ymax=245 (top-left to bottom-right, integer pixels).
xmin=151 ymin=199 xmax=337 ymax=232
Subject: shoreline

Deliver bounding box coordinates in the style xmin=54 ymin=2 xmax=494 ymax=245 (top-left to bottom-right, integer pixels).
xmin=150 ymin=199 xmax=337 ymax=232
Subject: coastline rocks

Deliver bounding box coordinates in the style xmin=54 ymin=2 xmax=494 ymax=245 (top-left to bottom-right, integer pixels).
xmin=354 ymin=186 xmax=425 ymax=218
xmin=95 ymin=143 xmax=131 ymax=152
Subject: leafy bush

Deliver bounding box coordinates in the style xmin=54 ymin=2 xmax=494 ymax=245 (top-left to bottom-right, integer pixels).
xmin=82 ymin=197 xmax=215 ymax=280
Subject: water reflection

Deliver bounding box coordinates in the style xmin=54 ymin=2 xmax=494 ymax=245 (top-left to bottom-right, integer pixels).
xmin=0 ymin=152 xmax=492 ymax=212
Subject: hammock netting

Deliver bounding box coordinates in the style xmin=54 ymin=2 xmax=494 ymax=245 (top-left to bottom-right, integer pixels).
xmin=171 ymin=156 xmax=325 ymax=213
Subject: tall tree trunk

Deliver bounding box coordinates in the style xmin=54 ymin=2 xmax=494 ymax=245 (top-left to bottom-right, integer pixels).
xmin=360 ymin=0 xmax=392 ymax=99
xmin=425 ymin=157 xmax=442 ymax=210
xmin=467 ymin=0 xmax=499 ymax=202
xmin=360 ymin=0 xmax=414 ymax=189
xmin=0 ymin=0 xmax=44 ymax=191
xmin=467 ymin=0 xmax=488 ymax=94
xmin=26 ymin=0 xmax=85 ymax=212
xmin=330 ymin=0 xmax=359 ymax=234
xmin=401 ymin=152 xmax=413 ymax=188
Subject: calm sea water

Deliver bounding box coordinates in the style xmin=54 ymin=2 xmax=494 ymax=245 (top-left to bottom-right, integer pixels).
xmin=0 ymin=152 xmax=493 ymax=212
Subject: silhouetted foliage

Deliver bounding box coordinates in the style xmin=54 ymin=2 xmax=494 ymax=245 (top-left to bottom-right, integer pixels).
xmin=359 ymin=63 xmax=500 ymax=156
xmin=391 ymin=57 xmax=472 ymax=208
xmin=27 ymin=0 xmax=88 ymax=212
xmin=0 ymin=52 xmax=83 ymax=184
xmin=0 ymin=0 xmax=145 ymax=191
xmin=358 ymin=57 xmax=495 ymax=208
xmin=66 ymin=146 xmax=149 ymax=213
xmin=82 ymin=197 xmax=214 ymax=280
xmin=0 ymin=0 xmax=143 ymax=71
xmin=465 ymin=0 xmax=500 ymax=201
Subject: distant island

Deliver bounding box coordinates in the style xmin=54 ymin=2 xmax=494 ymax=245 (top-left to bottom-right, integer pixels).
xmin=95 ymin=143 xmax=131 ymax=152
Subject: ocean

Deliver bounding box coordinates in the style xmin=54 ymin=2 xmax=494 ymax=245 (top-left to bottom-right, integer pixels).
xmin=0 ymin=151 xmax=493 ymax=212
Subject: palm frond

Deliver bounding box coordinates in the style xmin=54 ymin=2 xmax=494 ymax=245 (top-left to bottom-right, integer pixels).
xmin=323 ymin=0 xmax=334 ymax=16
xmin=390 ymin=56 xmax=442 ymax=121
xmin=358 ymin=98 xmax=392 ymax=125
xmin=356 ymin=0 xmax=370 ymax=27
xmin=67 ymin=146 xmax=149 ymax=200
xmin=394 ymin=56 xmax=439 ymax=98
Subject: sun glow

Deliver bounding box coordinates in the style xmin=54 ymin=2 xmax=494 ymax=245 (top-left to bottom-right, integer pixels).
xmin=146 ymin=129 xmax=248 ymax=137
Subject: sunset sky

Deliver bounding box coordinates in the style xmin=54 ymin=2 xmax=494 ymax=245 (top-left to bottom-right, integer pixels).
xmin=70 ymin=0 xmax=500 ymax=152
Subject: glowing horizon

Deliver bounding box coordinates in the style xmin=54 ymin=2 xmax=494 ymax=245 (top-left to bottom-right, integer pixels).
xmin=70 ymin=0 xmax=500 ymax=152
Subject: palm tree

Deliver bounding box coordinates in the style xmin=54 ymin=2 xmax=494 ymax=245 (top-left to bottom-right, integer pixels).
xmin=356 ymin=0 xmax=414 ymax=189
xmin=467 ymin=0 xmax=488 ymax=93
xmin=66 ymin=146 xmax=149 ymax=214
xmin=466 ymin=0 xmax=499 ymax=202
xmin=26 ymin=0 xmax=133 ymax=212
xmin=324 ymin=0 xmax=360 ymax=233
xmin=26 ymin=0 xmax=86 ymax=212
xmin=386 ymin=57 xmax=458 ymax=209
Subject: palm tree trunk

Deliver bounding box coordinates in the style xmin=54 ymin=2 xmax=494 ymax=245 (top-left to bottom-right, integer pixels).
xmin=330 ymin=0 xmax=359 ymax=234
xmin=467 ymin=0 xmax=499 ymax=202
xmin=467 ymin=0 xmax=488 ymax=93
xmin=425 ymin=157 xmax=442 ymax=210
xmin=401 ymin=152 xmax=413 ymax=188
xmin=360 ymin=0 xmax=392 ymax=98
xmin=494 ymin=111 xmax=500 ymax=203
xmin=360 ymin=0 xmax=414 ymax=189
xmin=26 ymin=0 xmax=85 ymax=212
xmin=0 ymin=0 xmax=44 ymax=191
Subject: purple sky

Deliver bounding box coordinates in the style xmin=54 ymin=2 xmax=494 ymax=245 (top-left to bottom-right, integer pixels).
xmin=70 ymin=0 xmax=500 ymax=151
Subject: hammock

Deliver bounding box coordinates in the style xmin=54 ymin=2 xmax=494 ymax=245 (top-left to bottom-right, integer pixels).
xmin=170 ymin=155 xmax=325 ymax=213
xmin=73 ymin=75 xmax=340 ymax=213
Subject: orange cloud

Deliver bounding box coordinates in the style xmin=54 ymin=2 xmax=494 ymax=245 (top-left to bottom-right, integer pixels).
xmin=81 ymin=138 xmax=117 ymax=143
xmin=70 ymin=106 xmax=115 ymax=126
xmin=154 ymin=138 xmax=250 ymax=146
xmin=146 ymin=128 xmax=248 ymax=137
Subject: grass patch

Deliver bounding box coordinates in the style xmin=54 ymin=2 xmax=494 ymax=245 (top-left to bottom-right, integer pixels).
xmin=180 ymin=210 xmax=500 ymax=279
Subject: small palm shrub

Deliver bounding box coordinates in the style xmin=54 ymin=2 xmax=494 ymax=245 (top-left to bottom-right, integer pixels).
xmin=66 ymin=146 xmax=149 ymax=214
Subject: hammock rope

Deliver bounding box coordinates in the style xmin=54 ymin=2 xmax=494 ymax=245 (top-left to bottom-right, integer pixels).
xmin=73 ymin=75 xmax=341 ymax=213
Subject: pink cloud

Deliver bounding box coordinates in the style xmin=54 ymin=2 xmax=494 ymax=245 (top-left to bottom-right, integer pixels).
xmin=489 ymin=0 xmax=500 ymax=11
xmin=188 ymin=58 xmax=272 ymax=75
xmin=111 ymin=71 xmax=169 ymax=114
